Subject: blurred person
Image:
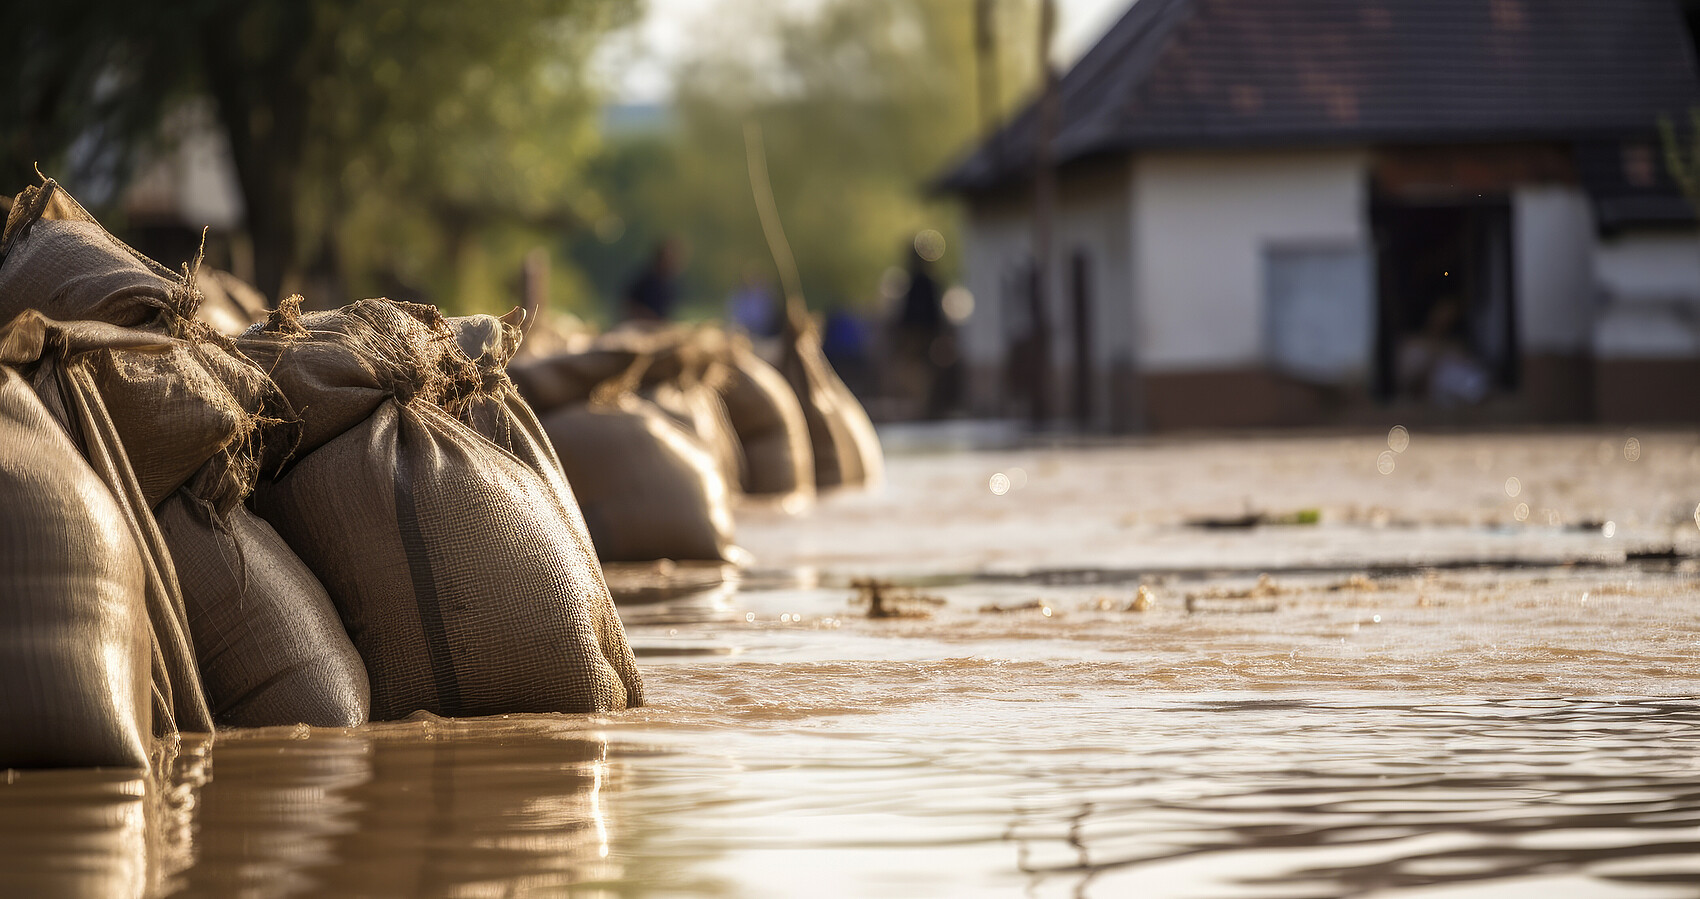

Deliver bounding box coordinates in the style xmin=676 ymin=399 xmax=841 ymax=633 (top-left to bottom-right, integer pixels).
xmin=726 ymin=267 xmax=781 ymax=337
xmin=889 ymin=242 xmax=960 ymax=418
xmin=621 ymin=237 xmax=686 ymax=322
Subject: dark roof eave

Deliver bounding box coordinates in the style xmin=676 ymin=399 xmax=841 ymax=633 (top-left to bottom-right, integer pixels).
xmin=936 ymin=121 xmax=1678 ymax=197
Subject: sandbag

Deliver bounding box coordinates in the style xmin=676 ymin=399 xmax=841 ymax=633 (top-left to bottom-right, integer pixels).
xmin=778 ymin=305 xmax=884 ymax=489
xmin=509 ymin=347 xmax=635 ymax=415
xmin=717 ymin=341 xmax=814 ymax=502
xmin=155 ymin=486 xmax=369 ymax=729
xmin=645 ymin=374 xmax=744 ymax=496
xmin=540 ymin=394 xmax=736 ymax=563
xmin=0 ymin=364 xmax=152 ymax=768
xmin=0 ymin=177 xmax=191 ymax=329
xmin=243 ymin=298 xmax=642 ymax=720
xmin=0 ymin=313 xmax=214 ymax=766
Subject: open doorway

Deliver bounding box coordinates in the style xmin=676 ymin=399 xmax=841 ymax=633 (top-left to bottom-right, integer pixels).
xmin=1372 ymin=199 xmax=1517 ymax=405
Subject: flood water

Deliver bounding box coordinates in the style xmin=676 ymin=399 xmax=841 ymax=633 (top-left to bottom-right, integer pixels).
xmin=5 ymin=431 xmax=1700 ymax=897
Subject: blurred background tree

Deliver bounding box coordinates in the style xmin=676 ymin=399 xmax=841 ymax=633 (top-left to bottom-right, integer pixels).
xmin=1 ymin=0 xmax=634 ymax=312
xmin=1 ymin=0 xmax=1041 ymax=320
xmin=569 ymin=0 xmax=1039 ymax=323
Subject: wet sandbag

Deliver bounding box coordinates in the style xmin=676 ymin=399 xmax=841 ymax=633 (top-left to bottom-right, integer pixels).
xmin=717 ymin=340 xmax=814 ymax=502
xmin=0 ymin=177 xmax=192 ymax=329
xmin=155 ymin=484 xmax=369 ymax=729
xmin=243 ymin=298 xmax=642 ymax=720
xmin=0 ymin=313 xmax=214 ymax=765
xmin=0 ymin=364 xmax=151 ymax=768
xmin=540 ymin=393 xmax=736 ymax=563
xmin=778 ymin=305 xmax=883 ymax=489
xmin=645 ymin=372 xmax=744 ymax=496
xmin=509 ymin=347 xmax=635 ymax=416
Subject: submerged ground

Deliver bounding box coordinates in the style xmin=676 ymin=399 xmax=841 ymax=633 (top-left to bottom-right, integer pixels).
xmin=5 ymin=427 xmax=1699 ymax=897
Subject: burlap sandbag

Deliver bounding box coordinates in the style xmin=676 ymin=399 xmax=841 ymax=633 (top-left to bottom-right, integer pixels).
xmin=0 ymin=363 xmax=151 ymax=768
xmin=540 ymin=391 xmax=736 ymax=563
xmin=717 ymin=340 xmax=815 ymax=502
xmin=243 ymin=298 xmax=642 ymax=720
xmin=0 ymin=313 xmax=213 ymax=766
xmin=778 ymin=306 xmax=884 ymax=489
xmin=155 ymin=483 xmax=370 ymax=729
xmin=0 ymin=177 xmax=192 ymax=329
xmin=509 ymin=347 xmax=635 ymax=416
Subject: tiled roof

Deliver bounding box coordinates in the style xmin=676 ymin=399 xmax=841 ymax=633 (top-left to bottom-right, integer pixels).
xmin=938 ymin=0 xmax=1700 ymax=192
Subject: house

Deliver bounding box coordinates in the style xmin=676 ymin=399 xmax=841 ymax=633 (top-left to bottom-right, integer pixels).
xmin=936 ymin=0 xmax=1700 ymax=429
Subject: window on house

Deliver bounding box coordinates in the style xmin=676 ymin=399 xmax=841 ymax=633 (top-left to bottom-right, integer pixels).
xmin=1263 ymin=244 xmax=1375 ymax=385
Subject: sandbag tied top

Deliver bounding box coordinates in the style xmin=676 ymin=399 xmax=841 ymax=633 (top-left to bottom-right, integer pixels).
xmin=445 ymin=310 xmax=575 ymax=490
xmin=0 ymin=311 xmax=215 ymax=762
xmin=238 ymin=297 xmax=484 ymax=461
xmin=247 ymin=297 xmax=643 ymax=720
xmin=0 ymin=177 xmax=195 ymax=330
xmin=540 ymin=384 xmax=738 ymax=564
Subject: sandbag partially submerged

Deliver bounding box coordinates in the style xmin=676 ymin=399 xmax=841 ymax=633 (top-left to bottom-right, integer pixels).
xmin=1 ymin=176 xmax=358 ymax=732
xmin=718 ymin=339 xmax=814 ymax=503
xmin=0 ymin=362 xmax=152 ymax=768
xmin=778 ymin=305 xmax=883 ymax=490
xmin=155 ymin=485 xmax=369 ymax=729
xmin=540 ymin=390 xmax=736 ymax=563
xmin=0 ymin=313 xmax=213 ymax=767
xmin=243 ymin=298 xmax=643 ymax=720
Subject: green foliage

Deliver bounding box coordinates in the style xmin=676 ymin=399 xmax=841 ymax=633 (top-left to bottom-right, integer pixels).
xmin=569 ymin=0 xmax=1037 ymax=323
xmin=1 ymin=0 xmax=635 ymax=314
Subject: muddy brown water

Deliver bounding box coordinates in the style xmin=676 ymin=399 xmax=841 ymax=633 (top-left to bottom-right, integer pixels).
xmin=5 ymin=431 xmax=1700 ymax=897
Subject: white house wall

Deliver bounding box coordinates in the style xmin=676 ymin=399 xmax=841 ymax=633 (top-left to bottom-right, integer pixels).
xmin=1593 ymin=230 xmax=1700 ymax=360
xmin=1512 ymin=185 xmax=1596 ymax=355
xmin=1131 ymin=149 xmax=1370 ymax=371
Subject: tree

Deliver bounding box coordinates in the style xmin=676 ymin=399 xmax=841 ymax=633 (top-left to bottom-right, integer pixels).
xmin=566 ymin=0 xmax=1038 ymax=322
xmin=1 ymin=0 xmax=634 ymax=311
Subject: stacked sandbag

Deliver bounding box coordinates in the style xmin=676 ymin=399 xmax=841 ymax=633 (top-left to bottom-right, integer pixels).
xmin=0 ymin=313 xmax=206 ymax=768
xmin=777 ymin=303 xmax=884 ymax=490
xmin=540 ymin=379 xmax=737 ymax=563
xmin=0 ymin=176 xmax=370 ymax=737
xmin=633 ymin=330 xmax=746 ymax=495
xmin=716 ymin=334 xmax=815 ymax=504
xmin=240 ymin=298 xmax=643 ymax=720
xmin=155 ymin=474 xmax=371 ymax=729
xmin=511 ymin=327 xmax=742 ymax=563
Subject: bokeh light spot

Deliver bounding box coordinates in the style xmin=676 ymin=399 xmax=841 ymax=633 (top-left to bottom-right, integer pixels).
xmin=1387 ymin=425 xmax=1409 ymax=453
xmin=914 ymin=229 xmax=946 ymax=262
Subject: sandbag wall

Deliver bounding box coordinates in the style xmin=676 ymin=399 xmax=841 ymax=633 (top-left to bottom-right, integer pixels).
xmin=0 ymin=179 xmax=644 ymax=770
xmin=511 ymin=329 xmax=745 ymax=563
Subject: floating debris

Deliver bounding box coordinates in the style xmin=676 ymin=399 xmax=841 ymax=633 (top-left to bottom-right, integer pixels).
xmin=850 ymin=578 xmax=938 ymax=619
xmin=1186 ymin=508 xmax=1319 ymax=529
xmin=1129 ymin=585 xmax=1158 ymax=612
xmin=1328 ymin=574 xmax=1380 ymax=593
xmin=979 ymin=599 xmax=1054 ymax=617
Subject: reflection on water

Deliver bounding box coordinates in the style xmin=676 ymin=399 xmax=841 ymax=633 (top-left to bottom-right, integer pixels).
xmin=2 ymin=561 xmax=1697 ymax=897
